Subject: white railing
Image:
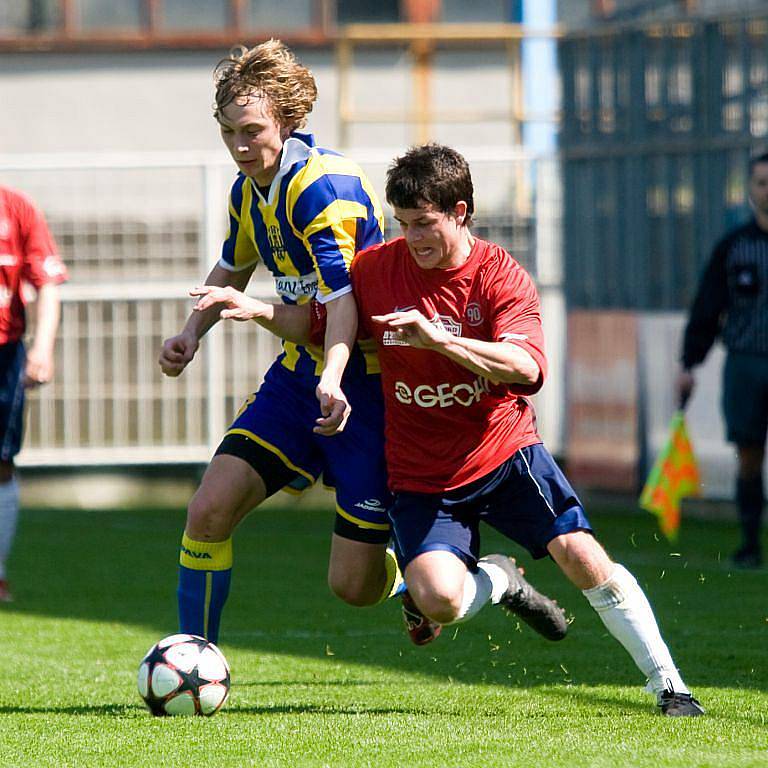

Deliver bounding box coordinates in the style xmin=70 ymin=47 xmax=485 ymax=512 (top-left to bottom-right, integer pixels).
xmin=0 ymin=149 xmax=563 ymax=466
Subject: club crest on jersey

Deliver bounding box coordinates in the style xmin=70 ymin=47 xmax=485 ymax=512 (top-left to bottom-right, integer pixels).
xmin=267 ymin=224 xmax=289 ymax=263
xmin=432 ymin=313 xmax=462 ymax=337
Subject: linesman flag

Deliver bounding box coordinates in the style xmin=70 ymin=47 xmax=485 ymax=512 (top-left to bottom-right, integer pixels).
xmin=639 ymin=411 xmax=701 ymax=541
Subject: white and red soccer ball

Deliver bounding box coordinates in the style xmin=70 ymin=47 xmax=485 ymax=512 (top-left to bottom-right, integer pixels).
xmin=137 ymin=633 xmax=230 ymax=716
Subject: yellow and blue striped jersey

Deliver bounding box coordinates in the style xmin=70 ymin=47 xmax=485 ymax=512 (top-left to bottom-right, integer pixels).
xmin=219 ymin=132 xmax=383 ymax=378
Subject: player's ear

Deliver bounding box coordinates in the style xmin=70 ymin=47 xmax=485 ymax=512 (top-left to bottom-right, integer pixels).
xmin=454 ymin=201 xmax=468 ymax=224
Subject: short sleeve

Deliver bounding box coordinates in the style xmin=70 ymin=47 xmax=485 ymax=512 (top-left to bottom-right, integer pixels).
xmin=287 ymin=155 xmax=383 ymax=303
xmin=485 ymin=257 xmax=547 ymax=394
xmin=17 ymin=195 xmax=67 ymax=288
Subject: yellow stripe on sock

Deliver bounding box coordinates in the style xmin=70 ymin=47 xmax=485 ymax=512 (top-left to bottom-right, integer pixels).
xmin=375 ymin=547 xmax=403 ymax=605
xmin=179 ymin=534 xmax=233 ymax=571
xmin=204 ymin=572 xmax=212 ymax=637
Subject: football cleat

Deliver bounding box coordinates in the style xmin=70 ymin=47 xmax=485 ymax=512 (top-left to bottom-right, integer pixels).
xmin=401 ymin=591 xmax=442 ymax=646
xmin=0 ymin=579 xmax=13 ymax=603
xmin=481 ymin=554 xmax=568 ymax=641
xmin=658 ymin=688 xmax=705 ymax=717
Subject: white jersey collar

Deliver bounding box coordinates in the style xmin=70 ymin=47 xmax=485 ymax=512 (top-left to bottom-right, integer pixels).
xmin=249 ymin=133 xmax=316 ymax=205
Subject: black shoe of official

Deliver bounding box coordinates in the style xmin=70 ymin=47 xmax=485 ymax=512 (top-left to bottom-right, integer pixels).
xmin=481 ymin=554 xmax=568 ymax=641
xmin=658 ymin=687 xmax=705 ymax=717
xmin=731 ymin=547 xmax=763 ymax=569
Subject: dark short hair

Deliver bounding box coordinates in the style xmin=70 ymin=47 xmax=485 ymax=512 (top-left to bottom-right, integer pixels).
xmin=385 ymin=143 xmax=474 ymax=225
xmin=749 ymin=151 xmax=768 ymax=176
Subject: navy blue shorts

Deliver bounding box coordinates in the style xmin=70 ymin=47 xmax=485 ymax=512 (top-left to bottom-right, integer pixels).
xmin=0 ymin=341 xmax=26 ymax=463
xmin=217 ymin=359 xmax=392 ymax=543
xmin=722 ymin=351 xmax=768 ymax=446
xmin=390 ymin=443 xmax=592 ymax=569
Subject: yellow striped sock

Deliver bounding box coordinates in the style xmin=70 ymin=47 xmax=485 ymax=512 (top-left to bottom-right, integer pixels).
xmin=179 ymin=534 xmax=233 ymax=571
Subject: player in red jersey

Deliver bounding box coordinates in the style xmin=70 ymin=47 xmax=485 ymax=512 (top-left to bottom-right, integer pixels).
xmin=0 ymin=186 xmax=67 ymax=603
xmin=347 ymin=143 xmax=701 ymax=716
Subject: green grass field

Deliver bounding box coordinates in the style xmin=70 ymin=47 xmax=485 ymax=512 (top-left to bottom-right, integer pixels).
xmin=0 ymin=501 xmax=766 ymax=767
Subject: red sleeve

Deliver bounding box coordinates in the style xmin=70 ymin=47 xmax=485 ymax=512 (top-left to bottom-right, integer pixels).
xmin=308 ymin=299 xmax=327 ymax=347
xmin=308 ymin=250 xmax=375 ymax=346
xmin=485 ymin=256 xmax=547 ymax=395
xmin=349 ymin=251 xmax=374 ymax=340
xmin=15 ymin=193 xmax=68 ymax=288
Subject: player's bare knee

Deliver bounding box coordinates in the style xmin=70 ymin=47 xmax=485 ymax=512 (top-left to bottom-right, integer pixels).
xmin=328 ymin=577 xmax=375 ymax=607
xmin=409 ymin=583 xmax=461 ymax=624
xmin=327 ymin=565 xmax=382 ymax=607
xmin=186 ymin=491 xmax=237 ymax=541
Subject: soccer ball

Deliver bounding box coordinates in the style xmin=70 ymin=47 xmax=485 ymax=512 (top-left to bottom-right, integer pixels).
xmin=137 ymin=633 xmax=230 ymax=716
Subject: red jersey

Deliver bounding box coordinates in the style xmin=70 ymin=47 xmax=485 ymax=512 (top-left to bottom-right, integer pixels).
xmin=0 ymin=187 xmax=68 ymax=344
xmin=351 ymin=237 xmax=547 ymax=493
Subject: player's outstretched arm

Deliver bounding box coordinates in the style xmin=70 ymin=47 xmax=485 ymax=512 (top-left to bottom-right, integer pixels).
xmin=158 ymin=263 xmax=253 ymax=377
xmin=191 ymin=284 xmax=312 ymax=344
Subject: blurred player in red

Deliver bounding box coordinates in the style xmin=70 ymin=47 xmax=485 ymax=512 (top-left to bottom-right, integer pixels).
xmin=0 ymin=186 xmax=67 ymax=602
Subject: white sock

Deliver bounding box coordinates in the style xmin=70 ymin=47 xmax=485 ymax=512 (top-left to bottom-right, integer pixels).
xmin=450 ymin=568 xmax=494 ymax=624
xmin=477 ymin=558 xmax=510 ymax=603
xmin=583 ymin=564 xmax=689 ymax=696
xmin=0 ymin=477 xmax=20 ymax=581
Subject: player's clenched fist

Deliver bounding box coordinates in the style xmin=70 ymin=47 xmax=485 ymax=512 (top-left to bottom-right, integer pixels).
xmin=314 ymin=382 xmax=351 ymax=436
xmin=159 ymin=331 xmax=199 ymax=377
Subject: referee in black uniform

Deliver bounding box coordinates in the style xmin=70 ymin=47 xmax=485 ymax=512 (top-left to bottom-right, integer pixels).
xmin=677 ymin=152 xmax=768 ymax=569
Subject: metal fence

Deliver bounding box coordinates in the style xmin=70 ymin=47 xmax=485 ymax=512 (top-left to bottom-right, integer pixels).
xmin=560 ymin=12 xmax=768 ymax=311
xmin=0 ymin=148 xmax=562 ymax=466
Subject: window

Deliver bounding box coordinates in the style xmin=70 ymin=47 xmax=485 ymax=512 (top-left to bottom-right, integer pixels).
xmin=77 ymin=0 xmax=142 ymax=30
xmin=247 ymin=0 xmax=314 ymax=29
xmin=440 ymin=0 xmax=518 ymax=23
xmin=0 ymin=0 xmax=60 ymax=34
xmin=161 ymin=0 xmax=228 ymax=30
xmin=337 ymin=0 xmax=400 ymax=24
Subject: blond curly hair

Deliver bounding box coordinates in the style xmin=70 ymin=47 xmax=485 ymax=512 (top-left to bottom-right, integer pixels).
xmin=213 ymin=39 xmax=318 ymax=132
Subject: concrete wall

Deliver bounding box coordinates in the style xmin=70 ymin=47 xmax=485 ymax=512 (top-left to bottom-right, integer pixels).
xmin=0 ymin=47 xmax=516 ymax=155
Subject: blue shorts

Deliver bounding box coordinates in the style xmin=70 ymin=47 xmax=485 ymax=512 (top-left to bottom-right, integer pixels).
xmin=722 ymin=351 xmax=768 ymax=446
xmin=219 ymin=360 xmax=392 ymax=542
xmin=0 ymin=341 xmax=26 ymax=463
xmin=390 ymin=443 xmax=592 ymax=569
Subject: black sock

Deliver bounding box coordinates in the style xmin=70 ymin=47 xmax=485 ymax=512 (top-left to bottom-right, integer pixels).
xmin=736 ymin=476 xmax=763 ymax=554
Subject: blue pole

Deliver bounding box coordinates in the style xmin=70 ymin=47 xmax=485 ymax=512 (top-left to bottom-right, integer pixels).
xmin=521 ymin=0 xmax=558 ymax=153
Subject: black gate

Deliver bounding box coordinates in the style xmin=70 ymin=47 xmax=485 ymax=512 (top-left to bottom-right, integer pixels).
xmin=560 ymin=13 xmax=768 ymax=309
